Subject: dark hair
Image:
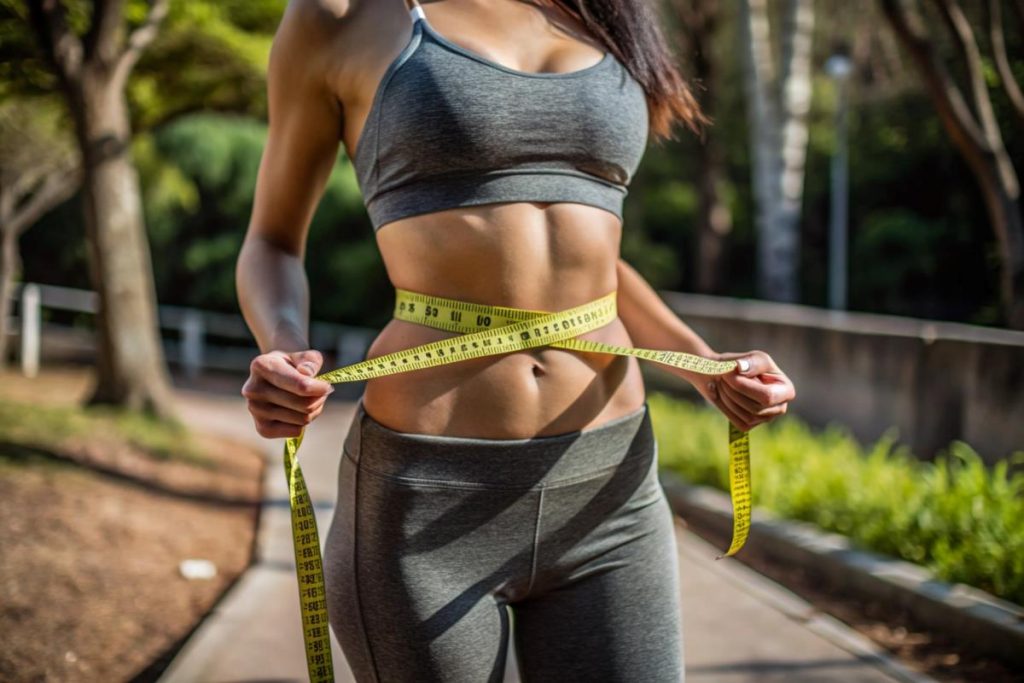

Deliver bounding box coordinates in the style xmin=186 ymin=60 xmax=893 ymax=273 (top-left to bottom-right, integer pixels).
xmin=549 ymin=0 xmax=709 ymax=143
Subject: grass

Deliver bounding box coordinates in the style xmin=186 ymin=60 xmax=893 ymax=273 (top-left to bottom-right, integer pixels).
xmin=648 ymin=391 xmax=1024 ymax=607
xmin=0 ymin=398 xmax=211 ymax=467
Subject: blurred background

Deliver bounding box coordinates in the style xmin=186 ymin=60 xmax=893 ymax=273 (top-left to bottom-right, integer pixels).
xmin=0 ymin=1 xmax=1021 ymax=682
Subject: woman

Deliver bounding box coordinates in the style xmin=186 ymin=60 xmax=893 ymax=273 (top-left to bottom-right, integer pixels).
xmin=236 ymin=0 xmax=796 ymax=681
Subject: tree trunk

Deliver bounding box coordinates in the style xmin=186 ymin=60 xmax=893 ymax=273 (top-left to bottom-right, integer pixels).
xmin=740 ymin=0 xmax=787 ymax=301
xmin=880 ymin=0 xmax=1024 ymax=328
xmin=696 ymin=139 xmax=731 ymax=294
xmin=67 ymin=66 xmax=177 ymax=417
xmin=0 ymin=228 xmax=18 ymax=366
xmin=669 ymin=0 xmax=732 ymax=293
xmin=973 ymin=150 xmax=1024 ymax=328
xmin=739 ymin=0 xmax=815 ymax=303
xmin=774 ymin=0 xmax=815 ymax=300
xmin=0 ymin=165 xmax=82 ymax=369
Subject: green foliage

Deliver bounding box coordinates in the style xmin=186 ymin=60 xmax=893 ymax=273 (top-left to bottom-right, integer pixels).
xmin=648 ymin=391 xmax=1024 ymax=606
xmin=0 ymin=0 xmax=52 ymax=97
xmin=800 ymin=87 xmax=999 ymax=320
xmin=620 ymin=227 xmax=682 ymax=290
xmin=0 ymin=96 xmax=76 ymax=182
xmin=143 ymin=113 xmax=383 ymax=326
xmin=138 ymin=115 xmax=270 ymax=311
xmin=0 ymin=398 xmax=208 ymax=465
xmin=131 ymin=0 xmax=285 ymax=129
xmin=846 ymin=208 xmax=989 ymax=320
xmin=0 ymin=0 xmax=283 ymax=127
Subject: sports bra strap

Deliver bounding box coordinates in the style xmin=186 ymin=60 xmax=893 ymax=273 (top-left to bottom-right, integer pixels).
xmin=407 ymin=0 xmax=428 ymax=25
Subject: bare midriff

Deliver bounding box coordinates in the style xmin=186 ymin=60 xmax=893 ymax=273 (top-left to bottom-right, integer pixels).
xmin=361 ymin=201 xmax=647 ymax=439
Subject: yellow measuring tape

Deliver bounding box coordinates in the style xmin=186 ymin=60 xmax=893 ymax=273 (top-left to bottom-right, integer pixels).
xmin=282 ymin=287 xmax=752 ymax=682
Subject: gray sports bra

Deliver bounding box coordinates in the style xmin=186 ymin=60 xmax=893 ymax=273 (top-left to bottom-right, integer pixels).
xmin=352 ymin=2 xmax=650 ymax=232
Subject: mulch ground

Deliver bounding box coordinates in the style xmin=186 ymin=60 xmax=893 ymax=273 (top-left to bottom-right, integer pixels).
xmin=0 ymin=369 xmax=264 ymax=683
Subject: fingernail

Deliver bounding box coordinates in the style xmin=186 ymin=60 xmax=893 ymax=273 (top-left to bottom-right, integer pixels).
xmin=737 ymin=359 xmax=750 ymax=373
xmin=300 ymin=362 xmax=316 ymax=374
xmin=327 ymin=386 xmax=335 ymax=394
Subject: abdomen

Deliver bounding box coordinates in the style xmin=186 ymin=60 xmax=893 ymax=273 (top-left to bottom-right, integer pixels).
xmin=361 ymin=201 xmax=647 ymax=438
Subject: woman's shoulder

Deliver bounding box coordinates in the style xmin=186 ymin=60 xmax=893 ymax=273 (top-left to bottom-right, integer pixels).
xmin=274 ymin=0 xmax=393 ymax=96
xmin=270 ymin=0 xmax=368 ymax=108
xmin=285 ymin=0 xmax=356 ymax=24
xmin=277 ymin=0 xmax=358 ymax=51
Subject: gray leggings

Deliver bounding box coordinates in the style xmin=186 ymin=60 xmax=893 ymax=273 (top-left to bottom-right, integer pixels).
xmin=323 ymin=398 xmax=685 ymax=682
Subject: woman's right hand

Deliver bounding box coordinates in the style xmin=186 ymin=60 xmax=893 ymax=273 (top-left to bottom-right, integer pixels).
xmin=241 ymin=348 xmax=335 ymax=439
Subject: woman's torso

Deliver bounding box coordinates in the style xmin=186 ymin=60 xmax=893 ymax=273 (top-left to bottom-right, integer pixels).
xmin=325 ymin=0 xmax=647 ymax=438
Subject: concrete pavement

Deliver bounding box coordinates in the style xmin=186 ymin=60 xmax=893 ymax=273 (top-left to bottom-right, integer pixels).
xmin=158 ymin=387 xmax=931 ymax=683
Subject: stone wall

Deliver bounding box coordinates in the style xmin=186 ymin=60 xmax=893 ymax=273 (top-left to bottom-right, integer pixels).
xmin=659 ymin=292 xmax=1024 ymax=463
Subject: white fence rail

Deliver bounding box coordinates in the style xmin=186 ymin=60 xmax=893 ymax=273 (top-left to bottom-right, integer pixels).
xmin=5 ymin=282 xmax=377 ymax=379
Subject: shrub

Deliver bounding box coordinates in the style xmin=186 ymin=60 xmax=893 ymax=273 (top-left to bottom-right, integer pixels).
xmin=648 ymin=391 xmax=1024 ymax=606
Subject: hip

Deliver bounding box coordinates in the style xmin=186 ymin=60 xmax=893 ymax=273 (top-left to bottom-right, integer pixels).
xmin=330 ymin=396 xmax=670 ymax=599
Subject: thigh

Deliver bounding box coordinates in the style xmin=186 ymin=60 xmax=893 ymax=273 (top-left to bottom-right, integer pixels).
xmin=511 ymin=458 xmax=685 ymax=683
xmin=324 ymin=450 xmax=534 ymax=683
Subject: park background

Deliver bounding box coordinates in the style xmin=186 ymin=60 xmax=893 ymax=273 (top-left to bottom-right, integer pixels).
xmin=0 ymin=0 xmax=1022 ymax=682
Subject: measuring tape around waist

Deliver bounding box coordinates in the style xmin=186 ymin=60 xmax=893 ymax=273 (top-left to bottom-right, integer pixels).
xmin=282 ymin=287 xmax=752 ymax=683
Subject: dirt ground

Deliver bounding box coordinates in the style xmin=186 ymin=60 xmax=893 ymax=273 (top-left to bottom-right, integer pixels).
xmin=0 ymin=369 xmax=264 ymax=682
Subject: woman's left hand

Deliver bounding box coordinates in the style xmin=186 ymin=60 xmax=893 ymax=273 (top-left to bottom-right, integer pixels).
xmin=697 ymin=350 xmax=796 ymax=432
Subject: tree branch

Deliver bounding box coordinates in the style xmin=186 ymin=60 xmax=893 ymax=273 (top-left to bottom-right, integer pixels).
xmin=931 ymin=0 xmax=1004 ymax=143
xmin=112 ymin=0 xmax=170 ymax=88
xmin=4 ymin=165 xmax=82 ymax=238
xmin=987 ymin=0 xmax=1024 ymax=122
xmin=6 ymin=165 xmax=50 ymax=205
xmin=25 ymin=0 xmax=83 ymax=85
xmin=879 ymin=0 xmax=988 ymax=150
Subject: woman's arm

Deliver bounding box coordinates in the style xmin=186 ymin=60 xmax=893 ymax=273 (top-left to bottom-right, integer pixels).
xmin=615 ymin=257 xmax=795 ymax=430
xmin=236 ymin=0 xmax=347 ymax=438
xmin=238 ymin=0 xmax=341 ymax=354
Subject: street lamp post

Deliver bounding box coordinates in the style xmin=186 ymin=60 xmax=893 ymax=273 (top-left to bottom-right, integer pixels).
xmin=825 ymin=52 xmax=852 ymax=311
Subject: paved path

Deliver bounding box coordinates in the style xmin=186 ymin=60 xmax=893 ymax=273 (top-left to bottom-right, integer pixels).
xmin=159 ymin=387 xmax=931 ymax=683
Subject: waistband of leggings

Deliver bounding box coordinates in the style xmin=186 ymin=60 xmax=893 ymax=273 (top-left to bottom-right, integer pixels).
xmin=344 ymin=398 xmax=655 ymax=489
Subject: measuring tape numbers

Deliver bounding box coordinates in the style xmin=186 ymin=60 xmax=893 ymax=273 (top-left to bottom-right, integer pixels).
xmin=282 ymin=287 xmax=753 ymax=683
